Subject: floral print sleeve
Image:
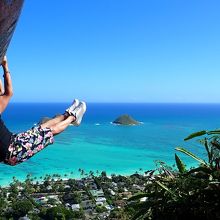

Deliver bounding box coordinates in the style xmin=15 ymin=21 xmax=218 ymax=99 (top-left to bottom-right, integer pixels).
xmin=4 ymin=126 xmax=54 ymax=166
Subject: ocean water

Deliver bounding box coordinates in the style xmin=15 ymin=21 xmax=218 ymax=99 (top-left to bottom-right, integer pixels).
xmin=1 ymin=103 xmax=220 ymax=185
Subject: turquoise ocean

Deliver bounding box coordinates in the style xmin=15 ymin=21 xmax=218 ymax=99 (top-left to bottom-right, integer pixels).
xmin=1 ymin=103 xmax=220 ymax=186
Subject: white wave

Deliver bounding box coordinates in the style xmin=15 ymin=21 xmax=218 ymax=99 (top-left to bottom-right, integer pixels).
xmin=110 ymin=122 xmax=120 ymax=126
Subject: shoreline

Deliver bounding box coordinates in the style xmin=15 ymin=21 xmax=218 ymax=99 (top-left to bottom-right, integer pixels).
xmin=0 ymin=159 xmax=199 ymax=187
xmin=0 ymin=169 xmax=146 ymax=187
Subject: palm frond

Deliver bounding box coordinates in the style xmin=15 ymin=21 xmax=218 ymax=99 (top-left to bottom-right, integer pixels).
xmin=175 ymin=147 xmax=207 ymax=166
xmin=156 ymin=181 xmax=176 ymax=197
xmin=175 ymin=153 xmax=186 ymax=173
xmin=128 ymin=193 xmax=149 ymax=201
xmin=184 ymin=130 xmax=207 ymax=141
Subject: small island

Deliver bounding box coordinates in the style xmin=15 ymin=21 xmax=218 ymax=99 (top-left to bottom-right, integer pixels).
xmin=112 ymin=114 xmax=140 ymax=125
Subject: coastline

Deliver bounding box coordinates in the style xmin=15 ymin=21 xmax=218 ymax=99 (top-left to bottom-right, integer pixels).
xmin=1 ymin=103 xmax=218 ymax=187
xmin=0 ymin=169 xmax=147 ymax=187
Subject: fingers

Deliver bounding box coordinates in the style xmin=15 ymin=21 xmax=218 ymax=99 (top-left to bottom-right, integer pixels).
xmin=0 ymin=79 xmax=4 ymax=95
xmin=2 ymin=56 xmax=7 ymax=62
xmin=1 ymin=55 xmax=7 ymax=65
xmin=1 ymin=56 xmax=8 ymax=71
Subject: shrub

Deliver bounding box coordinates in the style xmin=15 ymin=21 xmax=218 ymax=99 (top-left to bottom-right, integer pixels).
xmin=127 ymin=129 xmax=220 ymax=220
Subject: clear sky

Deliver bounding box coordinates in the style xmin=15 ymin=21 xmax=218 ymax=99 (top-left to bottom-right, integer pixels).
xmin=4 ymin=0 xmax=220 ymax=103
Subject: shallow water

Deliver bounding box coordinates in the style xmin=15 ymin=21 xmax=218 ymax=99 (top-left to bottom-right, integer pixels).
xmin=0 ymin=103 xmax=220 ymax=185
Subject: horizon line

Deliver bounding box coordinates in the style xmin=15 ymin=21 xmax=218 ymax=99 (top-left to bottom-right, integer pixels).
xmin=9 ymin=102 xmax=220 ymax=105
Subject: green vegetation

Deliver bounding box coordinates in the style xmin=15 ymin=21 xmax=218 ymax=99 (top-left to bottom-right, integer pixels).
xmin=127 ymin=129 xmax=220 ymax=220
xmin=12 ymin=200 xmax=34 ymax=218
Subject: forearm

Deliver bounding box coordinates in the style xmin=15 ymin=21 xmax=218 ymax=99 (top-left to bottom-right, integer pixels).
xmin=0 ymin=76 xmax=12 ymax=112
xmin=3 ymin=71 xmax=13 ymax=96
xmin=0 ymin=58 xmax=13 ymax=113
xmin=1 ymin=56 xmax=13 ymax=96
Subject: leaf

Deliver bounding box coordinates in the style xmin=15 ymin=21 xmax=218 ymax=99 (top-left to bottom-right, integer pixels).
xmin=128 ymin=193 xmax=149 ymax=201
xmin=175 ymin=147 xmax=207 ymax=166
xmin=211 ymin=140 xmax=220 ymax=151
xmin=186 ymin=166 xmax=212 ymax=175
xmin=210 ymin=147 xmax=213 ymax=166
xmin=207 ymin=130 xmax=220 ymax=135
xmin=155 ymin=181 xmax=175 ymax=196
xmin=128 ymin=200 xmax=148 ymax=210
xmin=204 ymin=138 xmax=212 ymax=164
xmin=162 ymin=168 xmax=175 ymax=179
xmin=175 ymin=153 xmax=186 ymax=173
xmin=184 ymin=130 xmax=207 ymax=141
xmin=131 ymin=206 xmax=150 ymax=220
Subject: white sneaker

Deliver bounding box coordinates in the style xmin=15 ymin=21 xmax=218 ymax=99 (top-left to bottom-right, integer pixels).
xmin=70 ymin=101 xmax=87 ymax=126
xmin=65 ymin=99 xmax=79 ymax=115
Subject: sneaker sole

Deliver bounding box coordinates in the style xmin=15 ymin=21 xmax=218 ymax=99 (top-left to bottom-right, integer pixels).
xmin=72 ymin=101 xmax=86 ymax=126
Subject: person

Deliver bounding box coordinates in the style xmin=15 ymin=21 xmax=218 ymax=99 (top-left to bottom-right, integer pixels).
xmin=0 ymin=56 xmax=86 ymax=166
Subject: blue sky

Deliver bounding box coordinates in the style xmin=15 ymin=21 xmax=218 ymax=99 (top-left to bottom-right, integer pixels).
xmin=4 ymin=0 xmax=220 ymax=103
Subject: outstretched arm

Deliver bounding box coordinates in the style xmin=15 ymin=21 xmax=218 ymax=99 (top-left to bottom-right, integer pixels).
xmin=0 ymin=56 xmax=13 ymax=114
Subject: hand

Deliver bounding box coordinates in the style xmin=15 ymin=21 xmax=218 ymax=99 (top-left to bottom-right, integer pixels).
xmin=1 ymin=56 xmax=9 ymax=73
xmin=0 ymin=79 xmax=4 ymax=95
xmin=2 ymin=56 xmax=7 ymax=67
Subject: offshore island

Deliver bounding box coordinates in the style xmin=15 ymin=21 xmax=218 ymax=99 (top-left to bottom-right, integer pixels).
xmin=112 ymin=114 xmax=140 ymax=125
